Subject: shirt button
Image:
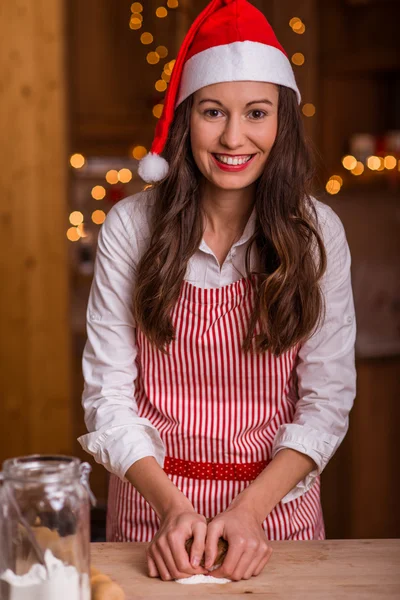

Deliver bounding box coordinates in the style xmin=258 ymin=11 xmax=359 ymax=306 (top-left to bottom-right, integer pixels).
xmin=90 ymin=312 xmax=101 ymax=321
xmin=346 ymin=316 xmax=353 ymax=324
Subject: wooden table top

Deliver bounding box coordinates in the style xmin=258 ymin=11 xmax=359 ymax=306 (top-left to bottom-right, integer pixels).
xmin=91 ymin=539 xmax=400 ymax=599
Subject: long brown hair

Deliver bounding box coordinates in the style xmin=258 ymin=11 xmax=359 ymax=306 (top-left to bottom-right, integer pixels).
xmin=133 ymin=86 xmax=327 ymax=356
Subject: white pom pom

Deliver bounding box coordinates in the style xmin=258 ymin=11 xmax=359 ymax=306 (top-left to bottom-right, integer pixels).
xmin=138 ymin=152 xmax=169 ymax=183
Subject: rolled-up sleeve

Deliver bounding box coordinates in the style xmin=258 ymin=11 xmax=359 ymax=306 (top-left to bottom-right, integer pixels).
xmin=77 ymin=197 xmax=166 ymax=481
xmin=272 ymin=203 xmax=356 ymax=503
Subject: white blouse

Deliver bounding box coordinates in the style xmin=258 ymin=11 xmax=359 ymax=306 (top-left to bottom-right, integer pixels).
xmin=78 ymin=190 xmax=356 ymax=504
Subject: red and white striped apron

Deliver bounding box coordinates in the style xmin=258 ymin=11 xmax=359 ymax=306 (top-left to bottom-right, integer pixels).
xmin=107 ymin=277 xmax=325 ymax=542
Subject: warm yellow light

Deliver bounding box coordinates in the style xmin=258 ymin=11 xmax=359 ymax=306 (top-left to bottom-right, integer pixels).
xmin=167 ymin=0 xmax=179 ymax=7
xmin=147 ymin=52 xmax=160 ymax=65
xmin=326 ymin=179 xmax=341 ymax=195
xmin=67 ymin=227 xmax=80 ymax=242
xmin=377 ymin=157 xmax=385 ymax=171
xmin=106 ymin=169 xmax=119 ymax=184
xmin=292 ymin=52 xmax=305 ymax=66
xmin=294 ymin=23 xmax=306 ymax=34
xmin=169 ymin=59 xmax=176 ymax=69
xmin=143 ymin=184 xmax=153 ymax=190
xmin=156 ymin=7 xmax=168 ymax=18
xmin=342 ymin=155 xmax=357 ymax=170
xmin=302 ymin=103 xmax=316 ymax=117
xmin=131 ymin=2 xmax=143 ymax=12
xmin=129 ymin=19 xmax=142 ymax=30
xmin=155 ymin=79 xmax=168 ymax=92
xmin=118 ymin=168 xmax=132 ymax=183
xmin=70 ymin=153 xmax=85 ymax=169
xmin=153 ymin=104 xmax=164 ymax=119
xmin=367 ymin=156 xmax=381 ymax=170
xmin=289 ymin=17 xmax=301 ymax=28
xmin=132 ymin=145 xmax=147 ymax=160
xmin=76 ymin=223 xmax=87 ymax=238
xmin=141 ymin=32 xmax=154 ymax=44
xmin=91 ymin=185 xmax=106 ymax=200
xmin=156 ymin=45 xmax=168 ymax=58
xmin=161 ymin=71 xmax=171 ymax=82
xmin=131 ymin=12 xmax=143 ymax=21
xmin=329 ymin=175 xmax=343 ymax=186
xmin=351 ymin=161 xmax=364 ymax=176
xmin=384 ymin=155 xmax=397 ymax=170
xmin=69 ymin=211 xmax=84 ymax=226
xmin=92 ymin=210 xmax=106 ymax=225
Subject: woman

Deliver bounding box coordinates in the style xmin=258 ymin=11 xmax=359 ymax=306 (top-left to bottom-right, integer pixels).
xmin=79 ymin=0 xmax=356 ymax=583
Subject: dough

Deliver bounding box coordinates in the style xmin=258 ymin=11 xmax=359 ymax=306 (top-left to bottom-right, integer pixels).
xmin=178 ymin=517 xmax=231 ymax=584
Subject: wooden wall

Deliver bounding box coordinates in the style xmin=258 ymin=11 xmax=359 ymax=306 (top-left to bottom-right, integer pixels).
xmin=0 ymin=1 xmax=73 ymax=463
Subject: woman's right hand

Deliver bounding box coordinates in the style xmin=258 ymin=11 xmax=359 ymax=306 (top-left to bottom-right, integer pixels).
xmin=146 ymin=503 xmax=210 ymax=581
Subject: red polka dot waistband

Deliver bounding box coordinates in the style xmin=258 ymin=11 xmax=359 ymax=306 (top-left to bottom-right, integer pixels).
xmin=163 ymin=456 xmax=269 ymax=481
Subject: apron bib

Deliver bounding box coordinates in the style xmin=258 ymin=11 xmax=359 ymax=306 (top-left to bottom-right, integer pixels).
xmin=107 ymin=277 xmax=325 ymax=541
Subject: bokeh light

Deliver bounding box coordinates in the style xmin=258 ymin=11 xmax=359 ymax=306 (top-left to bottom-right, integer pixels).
xmin=70 ymin=153 xmax=85 ymax=169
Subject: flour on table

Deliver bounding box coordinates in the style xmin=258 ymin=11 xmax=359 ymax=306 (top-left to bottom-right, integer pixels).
xmin=175 ymin=574 xmax=231 ymax=584
xmin=0 ymin=549 xmax=90 ymax=600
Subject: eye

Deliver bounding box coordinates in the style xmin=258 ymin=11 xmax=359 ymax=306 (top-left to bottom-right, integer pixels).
xmin=249 ymin=110 xmax=268 ymax=120
xmin=204 ymin=109 xmax=223 ymax=118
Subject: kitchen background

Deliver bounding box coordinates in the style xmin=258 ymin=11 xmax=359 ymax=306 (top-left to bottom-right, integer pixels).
xmin=0 ymin=0 xmax=399 ymax=541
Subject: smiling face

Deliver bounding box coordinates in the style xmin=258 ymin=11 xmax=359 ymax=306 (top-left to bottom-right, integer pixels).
xmin=190 ymin=81 xmax=279 ymax=192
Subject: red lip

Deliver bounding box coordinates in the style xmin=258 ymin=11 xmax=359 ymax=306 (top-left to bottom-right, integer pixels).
xmin=211 ymin=154 xmax=256 ymax=172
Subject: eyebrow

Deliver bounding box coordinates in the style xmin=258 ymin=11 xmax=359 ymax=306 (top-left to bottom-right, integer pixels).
xmin=198 ymin=98 xmax=274 ymax=107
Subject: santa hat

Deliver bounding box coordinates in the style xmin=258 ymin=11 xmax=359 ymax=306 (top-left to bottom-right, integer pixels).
xmin=138 ymin=0 xmax=301 ymax=184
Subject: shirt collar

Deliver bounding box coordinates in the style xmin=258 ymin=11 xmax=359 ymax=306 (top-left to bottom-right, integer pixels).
xmin=199 ymin=206 xmax=257 ymax=254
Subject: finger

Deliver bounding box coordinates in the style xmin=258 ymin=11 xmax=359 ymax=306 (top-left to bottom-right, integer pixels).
xmin=242 ymin=552 xmax=266 ymax=580
xmin=151 ymin=545 xmax=173 ymax=581
xmin=147 ymin=554 xmax=159 ymax=578
xmin=210 ymin=546 xmax=246 ymax=580
xmin=253 ymin=547 xmax=273 ymax=577
xmin=189 ymin=521 xmax=208 ymax=568
xmin=204 ymin=521 xmax=225 ymax=569
xmin=231 ymin=547 xmax=258 ymax=581
xmin=166 ymin=530 xmax=208 ymax=576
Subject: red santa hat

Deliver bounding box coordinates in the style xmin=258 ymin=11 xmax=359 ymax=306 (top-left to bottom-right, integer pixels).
xmin=138 ymin=0 xmax=301 ymax=184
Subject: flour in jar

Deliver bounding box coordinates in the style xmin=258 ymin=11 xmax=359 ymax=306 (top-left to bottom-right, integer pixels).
xmin=0 ymin=549 xmax=90 ymax=600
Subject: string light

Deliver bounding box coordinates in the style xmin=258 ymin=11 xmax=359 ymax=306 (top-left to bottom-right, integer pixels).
xmin=292 ymin=20 xmax=306 ymax=34
xmin=77 ymin=223 xmax=87 ymax=238
xmin=326 ymin=179 xmax=341 ymax=195
xmin=67 ymin=227 xmax=80 ymax=242
xmin=118 ymin=168 xmax=133 ymax=183
xmin=141 ymin=32 xmax=153 ymax=44
xmin=367 ymin=156 xmax=381 ymax=171
xmin=131 ymin=2 xmax=143 ymax=12
xmin=167 ymin=0 xmax=179 ymax=7
xmin=156 ymin=45 xmax=168 ymax=58
xmin=91 ymin=185 xmax=106 ymax=200
xmin=302 ymin=103 xmax=316 ymax=117
xmin=147 ymin=51 xmax=160 ymax=64
xmin=384 ymin=155 xmax=396 ymax=170
xmin=129 ymin=16 xmax=142 ymax=30
xmin=291 ymin=53 xmax=305 ymax=66
xmin=92 ymin=210 xmax=106 ymax=225
xmin=155 ymin=79 xmax=168 ymax=92
xmin=106 ymin=170 xmax=119 ymax=184
xmin=330 ymin=175 xmax=343 ymax=186
xmin=351 ymin=161 xmax=364 ymax=176
xmin=342 ymin=155 xmax=357 ymax=170
xmin=289 ymin=17 xmax=301 ymax=28
xmin=153 ymin=104 xmax=164 ymax=118
xmin=69 ymin=211 xmax=84 ymax=226
xmin=132 ymin=146 xmax=147 ymax=160
xmin=70 ymin=153 xmax=85 ymax=169
xmin=156 ymin=7 xmax=168 ymax=18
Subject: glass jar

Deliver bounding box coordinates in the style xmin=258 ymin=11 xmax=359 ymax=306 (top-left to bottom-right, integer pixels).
xmin=0 ymin=455 xmax=94 ymax=600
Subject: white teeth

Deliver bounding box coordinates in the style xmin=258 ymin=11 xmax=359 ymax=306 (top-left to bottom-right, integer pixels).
xmin=215 ymin=154 xmax=252 ymax=166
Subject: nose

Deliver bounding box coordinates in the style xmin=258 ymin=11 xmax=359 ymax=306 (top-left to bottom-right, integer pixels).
xmin=220 ymin=115 xmax=246 ymax=149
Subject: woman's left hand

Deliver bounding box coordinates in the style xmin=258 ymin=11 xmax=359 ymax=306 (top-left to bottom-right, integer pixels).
xmin=204 ymin=507 xmax=273 ymax=581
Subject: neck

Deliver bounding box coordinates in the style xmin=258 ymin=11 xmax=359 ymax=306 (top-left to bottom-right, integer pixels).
xmin=201 ymin=180 xmax=256 ymax=237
